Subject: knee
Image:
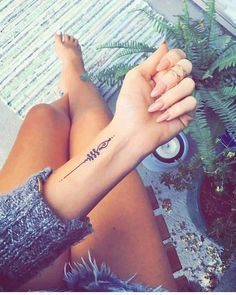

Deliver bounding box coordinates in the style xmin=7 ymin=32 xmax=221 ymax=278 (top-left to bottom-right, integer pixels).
xmin=76 ymin=107 xmax=112 ymax=126
xmin=26 ymin=103 xmax=70 ymax=128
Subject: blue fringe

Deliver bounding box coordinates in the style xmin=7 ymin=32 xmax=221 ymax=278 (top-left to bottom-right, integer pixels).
xmin=63 ymin=252 xmax=167 ymax=292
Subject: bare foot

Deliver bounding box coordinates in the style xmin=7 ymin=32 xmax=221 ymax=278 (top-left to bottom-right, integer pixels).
xmin=55 ymin=33 xmax=85 ymax=93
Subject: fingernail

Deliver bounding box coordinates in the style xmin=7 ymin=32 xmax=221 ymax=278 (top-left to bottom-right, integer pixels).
xmin=56 ymin=31 xmax=61 ymax=35
xmin=156 ymin=111 xmax=170 ymax=123
xmin=150 ymin=82 xmax=166 ymax=97
xmin=156 ymin=58 xmax=170 ymax=71
xmin=148 ymin=100 xmax=164 ymax=112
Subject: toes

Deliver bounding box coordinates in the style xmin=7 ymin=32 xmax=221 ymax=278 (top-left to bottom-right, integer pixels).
xmin=55 ymin=33 xmax=80 ymax=48
xmin=64 ymin=34 xmax=79 ymax=45
xmin=71 ymin=36 xmax=79 ymax=46
xmin=54 ymin=32 xmax=62 ymax=43
xmin=64 ymin=34 xmax=71 ymax=43
xmin=74 ymin=39 xmax=80 ymax=50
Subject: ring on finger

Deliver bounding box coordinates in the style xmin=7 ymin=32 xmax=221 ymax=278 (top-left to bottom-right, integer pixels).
xmin=169 ymin=64 xmax=187 ymax=85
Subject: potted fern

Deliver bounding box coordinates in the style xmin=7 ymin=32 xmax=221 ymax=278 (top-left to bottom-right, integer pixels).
xmin=82 ymin=0 xmax=236 ymax=250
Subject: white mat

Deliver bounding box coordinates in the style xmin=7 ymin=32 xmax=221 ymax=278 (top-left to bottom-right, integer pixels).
xmin=0 ymin=0 xmax=163 ymax=118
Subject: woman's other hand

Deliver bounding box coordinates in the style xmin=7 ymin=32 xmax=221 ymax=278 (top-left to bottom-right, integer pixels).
xmin=113 ymin=42 xmax=196 ymax=159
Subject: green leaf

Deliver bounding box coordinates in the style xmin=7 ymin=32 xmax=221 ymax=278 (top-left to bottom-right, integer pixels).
xmin=211 ymin=34 xmax=232 ymax=53
xmin=188 ymin=110 xmax=216 ymax=173
xmin=222 ymin=86 xmax=236 ymax=98
xmin=137 ymin=8 xmax=176 ymax=41
xmin=204 ymin=43 xmax=236 ymax=78
xmin=205 ymin=0 xmax=216 ymax=43
xmin=97 ymin=41 xmax=156 ymax=52
xmin=206 ymin=90 xmax=236 ymax=136
xmin=93 ymin=63 xmax=136 ymax=86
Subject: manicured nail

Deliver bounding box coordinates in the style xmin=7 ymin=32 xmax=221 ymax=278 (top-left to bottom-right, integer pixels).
xmin=150 ymin=82 xmax=166 ymax=97
xmin=156 ymin=58 xmax=170 ymax=71
xmin=148 ymin=100 xmax=164 ymax=112
xmin=156 ymin=111 xmax=170 ymax=123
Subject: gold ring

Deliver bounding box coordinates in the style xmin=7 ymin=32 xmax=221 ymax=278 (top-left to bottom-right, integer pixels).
xmin=169 ymin=64 xmax=187 ymax=85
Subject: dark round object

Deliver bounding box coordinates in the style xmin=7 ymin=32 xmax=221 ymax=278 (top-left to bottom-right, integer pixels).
xmin=153 ymin=133 xmax=185 ymax=163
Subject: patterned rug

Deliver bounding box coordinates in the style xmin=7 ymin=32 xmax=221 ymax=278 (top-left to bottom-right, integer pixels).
xmin=0 ymin=0 xmax=163 ymax=118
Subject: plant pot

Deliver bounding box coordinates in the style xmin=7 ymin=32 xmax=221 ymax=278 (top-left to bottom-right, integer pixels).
xmin=187 ymin=173 xmax=236 ymax=250
xmin=142 ymin=132 xmax=189 ymax=172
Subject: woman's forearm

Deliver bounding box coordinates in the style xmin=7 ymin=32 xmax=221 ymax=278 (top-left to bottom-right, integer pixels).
xmin=44 ymin=119 xmax=142 ymax=220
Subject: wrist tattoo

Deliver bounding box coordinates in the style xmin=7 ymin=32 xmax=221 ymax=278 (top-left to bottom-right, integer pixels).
xmin=59 ymin=136 xmax=114 ymax=182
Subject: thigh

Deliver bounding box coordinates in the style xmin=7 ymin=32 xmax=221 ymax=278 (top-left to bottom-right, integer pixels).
xmin=69 ymin=108 xmax=177 ymax=291
xmin=0 ymin=98 xmax=71 ymax=290
xmin=0 ymin=101 xmax=70 ymax=191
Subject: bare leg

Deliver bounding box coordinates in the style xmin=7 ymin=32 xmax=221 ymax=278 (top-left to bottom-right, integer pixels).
xmin=0 ymin=96 xmax=71 ymax=290
xmin=54 ymin=34 xmax=177 ymax=290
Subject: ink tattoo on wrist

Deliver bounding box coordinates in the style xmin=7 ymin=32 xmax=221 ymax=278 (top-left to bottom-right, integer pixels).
xmin=59 ymin=136 xmax=114 ymax=182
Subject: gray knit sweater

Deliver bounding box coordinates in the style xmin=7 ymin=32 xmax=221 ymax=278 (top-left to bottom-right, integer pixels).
xmin=0 ymin=168 xmax=92 ymax=291
xmin=0 ymin=168 xmax=165 ymax=292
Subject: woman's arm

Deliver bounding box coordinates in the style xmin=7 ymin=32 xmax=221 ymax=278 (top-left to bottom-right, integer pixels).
xmin=0 ymin=44 xmax=196 ymax=290
xmin=0 ymin=168 xmax=92 ymax=291
xmin=44 ymin=45 xmax=196 ymax=221
xmin=44 ymin=119 xmax=142 ymax=220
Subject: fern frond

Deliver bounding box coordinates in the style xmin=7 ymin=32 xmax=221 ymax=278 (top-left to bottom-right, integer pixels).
xmin=113 ymin=49 xmax=151 ymax=62
xmin=206 ymin=90 xmax=236 ymax=136
xmin=205 ymin=0 xmax=216 ymax=43
xmin=98 ymin=41 xmax=155 ymax=52
xmin=137 ymin=8 xmax=176 ymax=41
xmin=188 ymin=109 xmax=216 ymax=173
xmin=183 ymin=0 xmax=190 ymax=23
xmin=180 ymin=0 xmax=192 ymax=55
xmin=172 ymin=17 xmax=185 ymax=48
xmin=204 ymin=43 xmax=236 ymax=78
xmin=179 ymin=0 xmax=191 ymax=33
xmin=93 ymin=63 xmax=136 ymax=86
xmin=222 ymin=86 xmax=236 ymax=98
xmin=211 ymin=34 xmax=232 ymax=54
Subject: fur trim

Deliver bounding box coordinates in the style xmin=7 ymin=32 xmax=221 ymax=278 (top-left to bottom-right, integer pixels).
xmin=63 ymin=252 xmax=166 ymax=292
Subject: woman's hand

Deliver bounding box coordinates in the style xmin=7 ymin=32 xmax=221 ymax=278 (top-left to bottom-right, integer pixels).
xmin=113 ymin=42 xmax=196 ymax=159
xmin=44 ymin=43 xmax=197 ymax=220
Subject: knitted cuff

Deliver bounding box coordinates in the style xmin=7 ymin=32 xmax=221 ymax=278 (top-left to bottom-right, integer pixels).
xmin=0 ymin=167 xmax=92 ymax=291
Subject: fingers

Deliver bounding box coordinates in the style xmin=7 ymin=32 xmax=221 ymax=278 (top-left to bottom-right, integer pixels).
xmin=156 ymin=48 xmax=186 ymax=71
xmin=137 ymin=44 xmax=186 ymax=81
xmin=148 ymin=77 xmax=195 ymax=112
xmin=151 ymin=59 xmax=192 ymax=97
xmin=156 ymin=96 xmax=197 ymax=123
xmin=179 ymin=112 xmax=196 ymax=128
xmin=139 ymin=42 xmax=168 ymax=78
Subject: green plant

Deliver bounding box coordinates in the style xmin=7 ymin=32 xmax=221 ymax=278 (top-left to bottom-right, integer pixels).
xmin=83 ymin=0 xmax=236 ymax=176
xmin=160 ymin=148 xmax=236 ymax=191
xmin=160 ymin=149 xmax=236 ymax=248
xmin=82 ymin=1 xmax=236 ymax=248
xmin=159 ymin=155 xmax=202 ymax=191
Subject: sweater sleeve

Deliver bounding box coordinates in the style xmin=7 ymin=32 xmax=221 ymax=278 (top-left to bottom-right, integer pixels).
xmin=0 ymin=167 xmax=93 ymax=291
